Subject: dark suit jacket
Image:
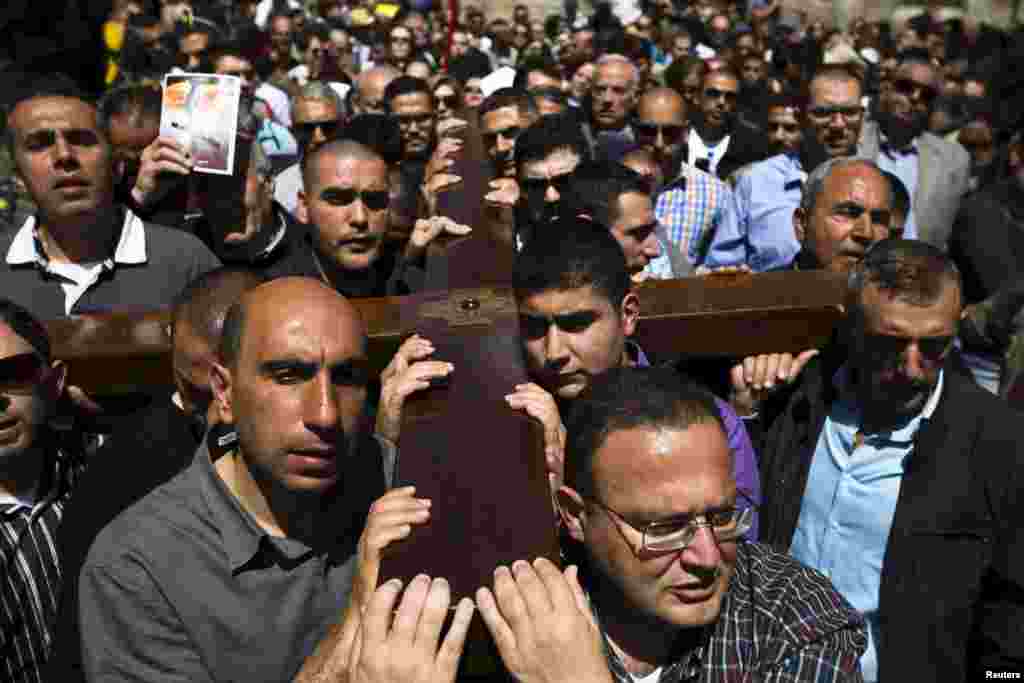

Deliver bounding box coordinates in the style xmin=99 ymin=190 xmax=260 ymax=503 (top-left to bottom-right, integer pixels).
xmin=755 ymin=348 xmax=1024 ymax=680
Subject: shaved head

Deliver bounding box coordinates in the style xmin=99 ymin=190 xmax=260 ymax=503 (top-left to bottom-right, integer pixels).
xmin=301 ymin=139 xmax=387 ymax=190
xmin=638 ymin=87 xmax=687 ymax=121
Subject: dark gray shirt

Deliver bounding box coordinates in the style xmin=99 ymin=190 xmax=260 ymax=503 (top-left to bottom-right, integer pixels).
xmin=79 ymin=441 xmax=386 ymax=682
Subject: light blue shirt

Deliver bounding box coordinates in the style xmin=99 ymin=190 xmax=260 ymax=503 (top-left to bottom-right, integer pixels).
xmin=790 ymin=367 xmax=944 ymax=683
xmin=704 ymin=153 xmax=806 ymax=271
xmin=876 ymin=139 xmax=919 ymax=240
xmin=257 ymin=119 xmax=298 ymax=158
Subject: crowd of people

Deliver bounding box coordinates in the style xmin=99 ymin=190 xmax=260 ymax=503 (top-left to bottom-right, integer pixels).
xmin=1 ymin=0 xmax=1024 ymax=681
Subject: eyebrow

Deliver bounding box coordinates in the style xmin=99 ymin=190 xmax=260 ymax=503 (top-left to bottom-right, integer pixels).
xmin=520 ymin=310 xmax=599 ymax=328
xmin=258 ymin=356 xmax=371 ymax=377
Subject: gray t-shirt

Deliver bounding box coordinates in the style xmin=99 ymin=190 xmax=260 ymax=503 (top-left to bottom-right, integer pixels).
xmin=79 ymin=441 xmax=386 ymax=682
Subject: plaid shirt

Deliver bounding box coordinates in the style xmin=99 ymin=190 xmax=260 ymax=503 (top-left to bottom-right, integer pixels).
xmin=0 ymin=436 xmax=88 ymax=683
xmin=648 ymin=164 xmax=734 ymax=277
xmin=596 ymin=542 xmax=866 ymax=683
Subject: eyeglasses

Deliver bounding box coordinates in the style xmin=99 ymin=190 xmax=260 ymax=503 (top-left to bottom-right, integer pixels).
xmin=588 ymin=490 xmax=756 ymax=554
xmin=0 ymin=353 xmax=47 ymax=394
xmin=892 ymin=78 xmax=939 ymax=105
xmin=435 ymin=94 xmax=459 ymax=109
xmin=861 ymin=333 xmax=954 ymax=368
xmin=520 ymin=172 xmax=573 ymax=197
xmin=293 ymin=119 xmax=342 ymax=142
xmin=807 ymin=105 xmax=864 ymax=121
xmin=703 ymin=87 xmax=738 ymax=103
xmin=322 ymin=188 xmax=390 ymax=211
xmin=633 ymin=121 xmax=686 ymax=144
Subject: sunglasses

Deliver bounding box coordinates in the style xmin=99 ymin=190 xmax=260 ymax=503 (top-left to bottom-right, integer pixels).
xmin=633 ymin=122 xmax=686 ymax=143
xmin=703 ymin=88 xmax=738 ymax=103
xmin=892 ymin=78 xmax=939 ymax=105
xmin=520 ymin=172 xmax=573 ymax=197
xmin=325 ymin=188 xmax=390 ymax=211
xmin=0 ymin=353 xmax=47 ymax=394
xmin=862 ymin=333 xmax=954 ymax=366
xmin=435 ymin=94 xmax=459 ymax=109
xmin=293 ymin=119 xmax=342 ymax=141
xmin=807 ymin=105 xmax=864 ymax=121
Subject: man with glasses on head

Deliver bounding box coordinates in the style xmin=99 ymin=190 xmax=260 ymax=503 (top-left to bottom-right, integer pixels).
xmin=632 ymin=87 xmax=733 ymax=271
xmin=705 ymin=65 xmax=868 ymax=272
xmin=743 ymin=239 xmax=1024 ymax=681
xmin=0 ymin=299 xmax=89 ymax=683
xmin=273 ymin=82 xmax=345 ymax=216
xmin=478 ymin=365 xmax=866 ymax=683
xmin=861 ymin=49 xmax=970 ymax=249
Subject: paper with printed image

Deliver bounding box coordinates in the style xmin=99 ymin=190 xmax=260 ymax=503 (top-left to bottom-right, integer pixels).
xmin=161 ymin=73 xmax=241 ymax=175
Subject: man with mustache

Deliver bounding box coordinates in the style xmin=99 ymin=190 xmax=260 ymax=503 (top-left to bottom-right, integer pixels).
xmin=744 ymin=239 xmax=1024 ymax=681
xmin=704 ymin=65 xmax=868 ymax=271
xmin=0 ymin=75 xmax=219 ymax=320
xmin=861 ymin=49 xmax=970 ymax=249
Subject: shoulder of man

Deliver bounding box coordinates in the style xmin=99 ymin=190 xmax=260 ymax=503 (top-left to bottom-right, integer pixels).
xmin=919 ymin=130 xmax=971 ymax=170
xmin=731 ymin=542 xmax=867 ymax=652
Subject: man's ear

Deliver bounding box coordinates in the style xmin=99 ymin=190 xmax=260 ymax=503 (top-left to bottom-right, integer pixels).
xmin=793 ymin=206 xmax=807 ymax=243
xmin=210 ymin=361 xmax=235 ymax=426
xmin=296 ymin=190 xmax=310 ymax=224
xmin=557 ymin=485 xmax=587 ymax=543
xmin=621 ymin=291 xmax=641 ymax=337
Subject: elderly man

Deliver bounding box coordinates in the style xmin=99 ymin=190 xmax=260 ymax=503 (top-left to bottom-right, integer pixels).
xmin=584 ymin=54 xmax=639 ymax=161
xmin=78 ymin=277 xmax=436 ymax=682
xmin=0 ymin=299 xmax=87 ymax=682
xmin=705 ymin=65 xmax=868 ymax=271
xmin=477 ymin=366 xmax=866 ymax=682
xmin=0 ymin=76 xmax=219 ymax=319
xmin=350 ymin=64 xmax=401 ymax=116
xmin=631 ymin=87 xmax=733 ymax=270
xmin=743 ymin=240 xmax=1024 ymax=681
xmin=862 ymin=49 xmax=971 ymax=249
xmin=274 ymin=81 xmax=346 ymax=216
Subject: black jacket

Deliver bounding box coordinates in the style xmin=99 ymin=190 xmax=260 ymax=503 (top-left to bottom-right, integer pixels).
xmin=755 ymin=346 xmax=1024 ymax=680
xmin=950 ymin=178 xmax=1024 ymax=305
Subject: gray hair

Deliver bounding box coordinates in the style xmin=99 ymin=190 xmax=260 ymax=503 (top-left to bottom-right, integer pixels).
xmin=292 ymin=81 xmax=345 ymax=117
xmin=800 ymin=157 xmax=888 ymax=213
xmin=594 ymin=53 xmax=640 ymax=90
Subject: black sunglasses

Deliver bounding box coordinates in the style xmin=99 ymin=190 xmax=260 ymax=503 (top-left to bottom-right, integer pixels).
xmin=807 ymin=105 xmax=864 ymax=120
xmin=435 ymin=94 xmax=459 ymax=109
xmin=633 ymin=121 xmax=686 ymax=143
xmin=862 ymin=333 xmax=954 ymax=366
xmin=892 ymin=78 xmax=939 ymax=105
xmin=520 ymin=172 xmax=573 ymax=197
xmin=0 ymin=353 xmax=47 ymax=394
xmin=325 ymin=188 xmax=390 ymax=211
xmin=703 ymin=87 xmax=738 ymax=103
xmin=293 ymin=119 xmax=342 ymax=141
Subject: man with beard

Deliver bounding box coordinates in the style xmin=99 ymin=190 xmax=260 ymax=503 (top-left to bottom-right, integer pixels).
xmin=630 ymin=88 xmax=734 ymax=271
xmin=686 ymin=68 xmax=770 ymax=180
xmin=704 ymin=65 xmax=867 ymax=271
xmin=861 ymin=49 xmax=970 ymax=249
xmin=748 ymin=239 xmax=1024 ymax=681
xmin=385 ymin=76 xmax=435 ymax=166
xmin=512 ymin=114 xmax=591 ymax=248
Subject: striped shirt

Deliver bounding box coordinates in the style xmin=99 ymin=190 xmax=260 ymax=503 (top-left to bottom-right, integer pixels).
xmin=1 ymin=439 xmax=87 ymax=683
xmin=596 ymin=542 xmax=867 ymax=682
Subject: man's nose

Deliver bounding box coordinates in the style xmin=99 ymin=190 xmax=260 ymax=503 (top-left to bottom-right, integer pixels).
xmin=545 ymin=183 xmax=560 ymax=203
xmin=304 ymin=371 xmax=340 ymax=430
xmin=544 ymin=326 xmax=568 ymax=363
xmin=350 ymin=197 xmax=369 ymax=227
xmin=52 ymin=134 xmax=77 ymax=168
xmin=900 ymin=343 xmax=928 ymax=380
xmin=311 ymin=125 xmax=328 ymax=147
xmin=678 ymin=524 xmax=723 ymax=575
xmin=497 ymin=134 xmax=514 ymax=153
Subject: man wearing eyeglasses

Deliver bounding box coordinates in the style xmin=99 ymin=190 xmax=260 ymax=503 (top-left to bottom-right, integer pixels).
xmin=861 ymin=49 xmax=970 ymax=250
xmin=478 ymin=365 xmax=866 ymax=683
xmin=743 ymin=239 xmax=1024 ymax=681
xmin=0 ymin=299 xmax=88 ymax=683
xmin=704 ymin=65 xmax=868 ymax=272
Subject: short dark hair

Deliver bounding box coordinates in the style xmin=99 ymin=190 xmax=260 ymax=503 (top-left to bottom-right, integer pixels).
xmin=479 ymin=87 xmax=538 ymax=120
xmin=0 ymin=299 xmax=51 ymax=362
xmin=97 ymin=84 xmax=161 ymax=137
xmin=206 ymin=39 xmax=254 ymax=70
xmin=218 ymin=300 xmax=247 ymax=369
xmin=4 ymin=73 xmax=96 ymax=157
xmin=565 ymin=161 xmax=649 ymax=229
xmin=343 ymin=113 xmax=403 ymax=165
xmin=515 ymin=113 xmax=591 ymax=175
xmin=514 ymin=216 xmax=630 ymax=311
xmin=171 ymin=268 xmax=268 ymax=351
xmin=564 ymin=366 xmax=725 ymax=495
xmin=383 ymin=76 xmax=433 ymax=110
xmin=848 ymin=239 xmax=962 ymax=315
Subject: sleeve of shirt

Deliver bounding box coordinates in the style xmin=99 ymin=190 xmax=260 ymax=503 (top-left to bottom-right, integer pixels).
xmin=714 ymin=398 xmax=761 ymax=541
xmin=79 ymin=559 xmax=214 ymax=683
xmin=759 ymin=638 xmax=866 ymax=682
xmin=703 ymin=174 xmax=749 ymax=268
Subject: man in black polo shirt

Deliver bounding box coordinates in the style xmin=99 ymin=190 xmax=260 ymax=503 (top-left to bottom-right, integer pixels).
xmin=0 ymin=75 xmax=219 ymax=320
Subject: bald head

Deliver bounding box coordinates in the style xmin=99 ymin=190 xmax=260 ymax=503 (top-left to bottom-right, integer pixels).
xmin=301 ymin=138 xmax=388 ymax=190
xmin=219 ymin=277 xmax=367 ymax=370
xmin=637 ymin=87 xmax=687 ymax=123
xmin=356 ymin=65 xmax=402 ymax=114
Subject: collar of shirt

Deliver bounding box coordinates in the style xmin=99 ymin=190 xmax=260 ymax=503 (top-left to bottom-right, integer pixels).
xmin=6 ymin=207 xmax=148 ymax=270
xmin=625 ymin=340 xmax=651 ymax=368
xmin=688 ymin=128 xmax=730 ymax=167
xmin=0 ymin=482 xmax=41 ymax=515
xmin=832 ymin=364 xmax=944 ymax=441
xmin=879 ymin=132 xmax=918 ymax=158
xmin=0 ymin=442 xmax=78 ymax=519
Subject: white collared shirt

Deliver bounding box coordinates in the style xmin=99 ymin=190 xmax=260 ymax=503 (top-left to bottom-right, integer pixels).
xmin=688 ymin=127 xmax=731 ymax=176
xmin=6 ymin=210 xmax=148 ymax=314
